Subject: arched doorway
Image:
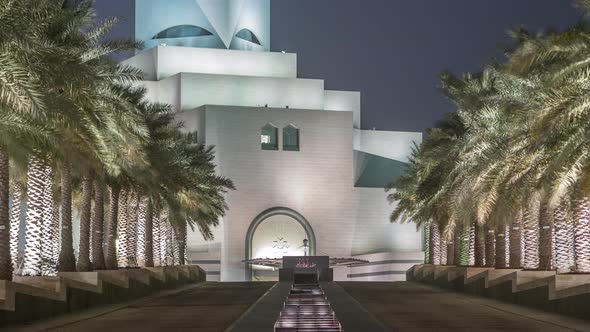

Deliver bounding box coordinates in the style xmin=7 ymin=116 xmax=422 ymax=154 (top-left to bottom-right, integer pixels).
xmin=245 ymin=207 xmax=316 ymax=281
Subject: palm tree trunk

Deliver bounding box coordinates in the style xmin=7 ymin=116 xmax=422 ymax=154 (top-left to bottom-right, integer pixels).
xmin=0 ymin=150 xmax=12 ymax=280
xmin=144 ymin=198 xmax=154 ymax=267
xmin=469 ymin=221 xmax=476 ymax=266
xmin=459 ymin=225 xmax=470 ymax=266
xmin=445 ymin=237 xmax=454 ymax=266
xmin=105 ymin=186 xmax=119 ymax=270
xmin=92 ymin=184 xmax=106 ymax=270
xmin=173 ymin=226 xmax=180 ymax=266
xmin=484 ymin=225 xmax=495 ymax=267
xmin=22 ymin=154 xmax=48 ymax=276
xmin=453 ymin=229 xmax=461 ymax=266
xmin=153 ymin=208 xmax=162 ymax=266
xmin=538 ymin=202 xmax=554 ymax=271
xmin=178 ymin=221 xmax=187 ymax=265
xmin=117 ymin=189 xmax=129 ymax=268
xmin=574 ymin=194 xmax=590 ymax=272
xmin=76 ymin=173 xmax=93 ymax=272
xmin=50 ymin=200 xmax=59 ymax=273
xmin=523 ymin=206 xmax=540 ymax=270
xmin=495 ymin=225 xmax=507 ymax=268
xmin=58 ymin=164 xmax=75 ymax=272
xmin=10 ymin=182 xmax=22 ymax=273
xmin=162 ymin=210 xmax=173 ymax=266
xmin=423 ymin=223 xmax=430 ymax=264
xmin=126 ymin=190 xmax=139 ymax=268
xmin=474 ymin=222 xmax=485 ymax=267
xmin=509 ymin=210 xmax=523 ymax=268
xmin=554 ymin=203 xmax=574 ymax=273
xmin=428 ymin=222 xmax=441 ymax=265
xmin=41 ymin=165 xmax=56 ymax=276
xmin=136 ymin=196 xmax=147 ymax=267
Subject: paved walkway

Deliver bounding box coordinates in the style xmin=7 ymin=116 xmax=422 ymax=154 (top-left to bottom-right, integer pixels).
xmin=339 ymin=281 xmax=590 ymax=332
xmin=8 ymin=282 xmax=274 ymax=332
xmin=9 ymin=281 xmax=590 ymax=331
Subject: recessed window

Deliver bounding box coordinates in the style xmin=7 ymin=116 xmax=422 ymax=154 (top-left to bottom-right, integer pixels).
xmin=283 ymin=125 xmax=300 ymax=151
xmin=153 ymin=25 xmax=213 ymax=39
xmin=261 ymin=124 xmax=278 ymax=150
xmin=235 ymin=29 xmax=261 ymax=45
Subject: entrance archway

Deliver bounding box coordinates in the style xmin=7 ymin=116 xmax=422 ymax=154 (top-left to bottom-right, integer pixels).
xmin=245 ymin=207 xmax=316 ymax=280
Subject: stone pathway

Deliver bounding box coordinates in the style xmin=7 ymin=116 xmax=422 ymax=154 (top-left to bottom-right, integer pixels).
xmin=339 ymin=281 xmax=590 ymax=332
xmin=7 ymin=282 xmax=273 ymax=332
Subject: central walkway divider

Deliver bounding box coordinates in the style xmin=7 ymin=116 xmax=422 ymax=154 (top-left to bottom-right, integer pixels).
xmin=274 ymin=283 xmax=342 ymax=331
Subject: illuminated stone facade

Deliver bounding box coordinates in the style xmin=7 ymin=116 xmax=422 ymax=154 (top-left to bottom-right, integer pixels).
xmin=125 ymin=0 xmax=424 ymax=281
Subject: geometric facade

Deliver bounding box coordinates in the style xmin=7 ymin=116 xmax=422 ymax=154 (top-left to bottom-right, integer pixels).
xmin=136 ymin=0 xmax=270 ymax=52
xmin=125 ymin=1 xmax=424 ymax=282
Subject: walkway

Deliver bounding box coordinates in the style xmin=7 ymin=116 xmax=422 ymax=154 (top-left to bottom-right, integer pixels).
xmin=9 ymin=281 xmax=590 ymax=331
xmin=339 ymin=281 xmax=590 ymax=332
xmin=8 ymin=282 xmax=273 ymax=332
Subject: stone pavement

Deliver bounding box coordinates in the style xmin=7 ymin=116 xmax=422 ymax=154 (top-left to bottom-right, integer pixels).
xmin=339 ymin=281 xmax=590 ymax=332
xmin=7 ymin=282 xmax=273 ymax=332
xmin=8 ymin=281 xmax=590 ymax=331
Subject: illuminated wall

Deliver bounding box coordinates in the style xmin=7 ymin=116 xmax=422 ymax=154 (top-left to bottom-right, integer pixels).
xmin=136 ymin=0 xmax=270 ymax=52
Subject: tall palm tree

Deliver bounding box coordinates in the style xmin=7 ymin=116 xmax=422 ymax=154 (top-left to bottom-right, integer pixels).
xmin=92 ymin=183 xmax=106 ymax=270
xmin=58 ymin=164 xmax=75 ymax=272
xmin=76 ymin=173 xmax=93 ymax=272
xmin=105 ymin=185 xmax=119 ymax=270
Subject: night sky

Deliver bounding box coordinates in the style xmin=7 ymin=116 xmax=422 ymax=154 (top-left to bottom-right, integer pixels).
xmin=94 ymin=0 xmax=582 ymax=133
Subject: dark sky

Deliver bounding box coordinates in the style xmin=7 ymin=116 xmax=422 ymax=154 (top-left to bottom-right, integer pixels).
xmin=94 ymin=0 xmax=582 ymax=133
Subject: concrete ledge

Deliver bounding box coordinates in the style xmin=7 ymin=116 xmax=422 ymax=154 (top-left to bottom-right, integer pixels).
xmin=0 ymin=265 xmax=205 ymax=327
xmin=409 ymin=264 xmax=590 ymax=320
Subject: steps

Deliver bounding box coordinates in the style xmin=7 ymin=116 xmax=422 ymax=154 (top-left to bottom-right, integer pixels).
xmin=408 ymin=264 xmax=590 ymax=320
xmin=274 ymin=283 xmax=341 ymax=332
xmin=0 ymin=265 xmax=206 ymax=327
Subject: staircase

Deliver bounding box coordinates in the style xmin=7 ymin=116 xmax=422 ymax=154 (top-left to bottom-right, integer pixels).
xmin=274 ymin=283 xmax=342 ymax=332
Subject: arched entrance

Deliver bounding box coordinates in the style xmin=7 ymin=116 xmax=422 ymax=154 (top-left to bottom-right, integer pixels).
xmin=245 ymin=207 xmax=316 ymax=281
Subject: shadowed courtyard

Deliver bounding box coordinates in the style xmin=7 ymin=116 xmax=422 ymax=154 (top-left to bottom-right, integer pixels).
xmin=339 ymin=282 xmax=590 ymax=332
xmin=24 ymin=282 xmax=274 ymax=332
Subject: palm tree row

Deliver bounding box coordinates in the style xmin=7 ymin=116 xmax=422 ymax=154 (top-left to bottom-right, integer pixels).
xmin=0 ymin=0 xmax=233 ymax=280
xmin=389 ymin=1 xmax=590 ymax=273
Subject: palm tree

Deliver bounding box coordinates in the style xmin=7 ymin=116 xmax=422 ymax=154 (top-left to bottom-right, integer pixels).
xmin=76 ymin=173 xmax=93 ymax=272
xmin=58 ymin=164 xmax=75 ymax=272
xmin=105 ymin=185 xmax=119 ymax=270
xmin=92 ymin=183 xmax=106 ymax=270
xmin=9 ymin=181 xmax=23 ymax=273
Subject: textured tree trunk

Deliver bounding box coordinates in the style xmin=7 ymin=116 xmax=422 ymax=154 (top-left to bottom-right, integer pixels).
xmin=538 ymin=202 xmax=554 ymax=271
xmin=117 ymin=189 xmax=129 ymax=268
xmin=136 ymin=196 xmax=147 ymax=267
xmin=126 ymin=191 xmax=139 ymax=268
xmin=428 ymin=222 xmax=441 ymax=265
xmin=509 ymin=210 xmax=523 ymax=268
xmin=484 ymin=225 xmax=495 ymax=267
xmin=58 ymin=164 xmax=75 ymax=272
xmin=474 ymin=222 xmax=485 ymax=267
xmin=423 ymin=223 xmax=430 ymax=264
xmin=153 ymin=208 xmax=162 ymax=266
xmin=144 ymin=198 xmax=154 ymax=267
xmin=495 ymin=225 xmax=507 ymax=268
xmin=92 ymin=184 xmax=106 ymax=270
xmin=469 ymin=221 xmax=476 ymax=266
xmin=554 ymin=203 xmax=574 ymax=273
xmin=173 ymin=225 xmax=180 ymax=266
xmin=523 ymin=206 xmax=540 ymax=270
xmin=163 ymin=210 xmax=173 ymax=266
xmin=22 ymin=154 xmax=48 ymax=276
xmin=453 ymin=229 xmax=461 ymax=266
xmin=105 ymin=186 xmax=119 ymax=270
xmin=459 ymin=225 xmax=470 ymax=266
xmin=40 ymin=165 xmax=57 ymax=276
xmin=0 ymin=150 xmax=12 ymax=280
xmin=10 ymin=182 xmax=22 ymax=273
xmin=76 ymin=173 xmax=93 ymax=272
xmin=445 ymin=237 xmax=454 ymax=266
xmin=574 ymin=194 xmax=590 ymax=272
xmin=180 ymin=221 xmax=187 ymax=265
xmin=49 ymin=200 xmax=59 ymax=274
